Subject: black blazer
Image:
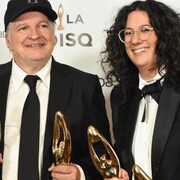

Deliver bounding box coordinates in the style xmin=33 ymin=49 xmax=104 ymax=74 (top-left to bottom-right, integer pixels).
xmin=0 ymin=57 xmax=111 ymax=180
xmin=111 ymin=83 xmax=180 ymax=180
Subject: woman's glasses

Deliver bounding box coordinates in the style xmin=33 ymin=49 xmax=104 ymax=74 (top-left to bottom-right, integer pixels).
xmin=118 ymin=25 xmax=154 ymax=44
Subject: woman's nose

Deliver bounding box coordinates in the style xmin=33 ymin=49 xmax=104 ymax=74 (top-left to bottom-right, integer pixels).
xmin=131 ymin=31 xmax=142 ymax=44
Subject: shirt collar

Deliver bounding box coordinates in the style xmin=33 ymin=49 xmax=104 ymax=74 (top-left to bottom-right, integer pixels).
xmin=138 ymin=70 xmax=165 ymax=90
xmin=36 ymin=57 xmax=52 ymax=88
xmin=11 ymin=57 xmax=52 ymax=91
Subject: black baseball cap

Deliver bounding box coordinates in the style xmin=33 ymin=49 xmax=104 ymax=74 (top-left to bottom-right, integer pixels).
xmin=4 ymin=0 xmax=58 ymax=31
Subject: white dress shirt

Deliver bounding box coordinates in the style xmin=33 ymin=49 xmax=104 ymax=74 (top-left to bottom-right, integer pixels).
xmin=132 ymin=73 xmax=164 ymax=179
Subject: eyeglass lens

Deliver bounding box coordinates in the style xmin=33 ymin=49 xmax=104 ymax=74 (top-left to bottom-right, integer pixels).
xmin=118 ymin=25 xmax=153 ymax=43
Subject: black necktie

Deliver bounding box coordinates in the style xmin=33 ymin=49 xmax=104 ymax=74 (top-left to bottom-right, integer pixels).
xmin=140 ymin=79 xmax=162 ymax=122
xmin=18 ymin=75 xmax=40 ymax=180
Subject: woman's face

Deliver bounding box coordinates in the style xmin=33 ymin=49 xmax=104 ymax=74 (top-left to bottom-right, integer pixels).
xmin=124 ymin=10 xmax=158 ymax=74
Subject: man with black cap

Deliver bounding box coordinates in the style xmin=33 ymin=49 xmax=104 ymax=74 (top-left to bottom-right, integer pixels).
xmin=0 ymin=0 xmax=111 ymax=179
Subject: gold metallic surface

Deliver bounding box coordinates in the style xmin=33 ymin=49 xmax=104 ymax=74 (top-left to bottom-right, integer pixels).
xmin=132 ymin=164 xmax=152 ymax=180
xmin=52 ymin=111 xmax=71 ymax=165
xmin=87 ymin=125 xmax=120 ymax=178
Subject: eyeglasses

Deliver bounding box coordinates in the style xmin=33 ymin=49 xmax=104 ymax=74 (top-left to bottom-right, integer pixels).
xmin=118 ymin=25 xmax=154 ymax=44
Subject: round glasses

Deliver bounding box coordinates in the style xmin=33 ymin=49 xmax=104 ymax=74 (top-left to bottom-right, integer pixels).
xmin=118 ymin=25 xmax=154 ymax=44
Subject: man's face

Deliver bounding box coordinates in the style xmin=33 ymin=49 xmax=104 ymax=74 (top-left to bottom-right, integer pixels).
xmin=6 ymin=11 xmax=57 ymax=67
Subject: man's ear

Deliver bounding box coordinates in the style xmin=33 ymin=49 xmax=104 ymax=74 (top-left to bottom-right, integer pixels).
xmin=54 ymin=35 xmax=57 ymax=45
xmin=5 ymin=35 xmax=13 ymax=51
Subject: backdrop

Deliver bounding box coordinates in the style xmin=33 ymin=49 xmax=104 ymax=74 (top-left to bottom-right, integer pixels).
xmin=0 ymin=0 xmax=179 ymax=138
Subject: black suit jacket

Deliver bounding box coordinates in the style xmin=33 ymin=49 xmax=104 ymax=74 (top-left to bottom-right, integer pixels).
xmin=0 ymin=57 xmax=111 ymax=180
xmin=111 ymin=83 xmax=180 ymax=180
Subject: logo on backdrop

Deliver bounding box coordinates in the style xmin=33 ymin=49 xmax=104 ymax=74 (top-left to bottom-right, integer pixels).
xmin=56 ymin=2 xmax=92 ymax=47
xmin=0 ymin=31 xmax=5 ymax=39
xmin=57 ymin=4 xmax=64 ymax=30
xmin=99 ymin=78 xmax=113 ymax=87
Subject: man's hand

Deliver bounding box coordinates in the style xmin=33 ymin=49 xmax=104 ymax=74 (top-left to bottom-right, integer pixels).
xmin=0 ymin=153 xmax=3 ymax=163
xmin=48 ymin=163 xmax=81 ymax=180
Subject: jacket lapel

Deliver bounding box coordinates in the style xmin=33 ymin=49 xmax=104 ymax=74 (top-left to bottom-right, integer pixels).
xmin=42 ymin=59 xmax=73 ymax=179
xmin=152 ymin=84 xmax=180 ymax=179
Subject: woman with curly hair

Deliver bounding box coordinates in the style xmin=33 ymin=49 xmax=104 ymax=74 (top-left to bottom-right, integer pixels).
xmin=101 ymin=0 xmax=180 ymax=179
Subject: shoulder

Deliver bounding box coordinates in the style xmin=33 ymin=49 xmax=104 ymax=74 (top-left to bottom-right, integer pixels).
xmin=110 ymin=86 xmax=124 ymax=103
xmin=0 ymin=61 xmax=12 ymax=75
xmin=52 ymin=60 xmax=100 ymax=86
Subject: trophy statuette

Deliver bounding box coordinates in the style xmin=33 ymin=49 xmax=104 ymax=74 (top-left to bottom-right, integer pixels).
xmin=132 ymin=164 xmax=152 ymax=180
xmin=57 ymin=4 xmax=64 ymax=30
xmin=52 ymin=111 xmax=71 ymax=165
xmin=87 ymin=125 xmax=120 ymax=178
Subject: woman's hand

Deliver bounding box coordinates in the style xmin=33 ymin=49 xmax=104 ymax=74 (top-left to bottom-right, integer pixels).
xmin=104 ymin=168 xmax=129 ymax=180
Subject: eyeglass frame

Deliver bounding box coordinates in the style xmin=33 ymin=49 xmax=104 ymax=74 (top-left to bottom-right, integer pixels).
xmin=118 ymin=25 xmax=154 ymax=44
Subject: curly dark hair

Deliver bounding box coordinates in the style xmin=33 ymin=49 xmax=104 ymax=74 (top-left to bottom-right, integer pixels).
xmin=101 ymin=0 xmax=180 ymax=96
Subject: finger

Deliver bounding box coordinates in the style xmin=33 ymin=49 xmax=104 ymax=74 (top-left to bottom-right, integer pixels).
xmin=48 ymin=163 xmax=55 ymax=171
xmin=0 ymin=154 xmax=3 ymax=163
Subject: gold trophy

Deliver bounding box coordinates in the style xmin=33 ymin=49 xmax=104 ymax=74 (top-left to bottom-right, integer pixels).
xmin=52 ymin=111 xmax=71 ymax=165
xmin=87 ymin=125 xmax=120 ymax=178
xmin=132 ymin=164 xmax=152 ymax=180
xmin=57 ymin=4 xmax=64 ymax=30
xmin=87 ymin=125 xmax=152 ymax=179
